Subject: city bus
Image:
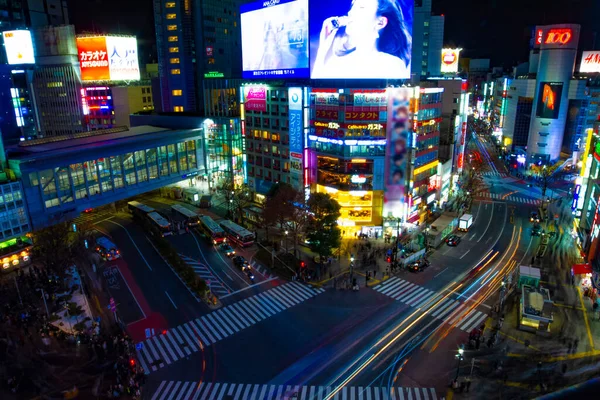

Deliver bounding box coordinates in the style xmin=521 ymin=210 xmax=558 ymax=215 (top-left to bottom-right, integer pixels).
xmin=127 ymin=201 xmax=155 ymax=222
xmin=147 ymin=211 xmax=173 ymax=237
xmin=198 ymin=215 xmax=227 ymax=244
xmin=171 ymin=204 xmax=201 ymax=227
xmin=219 ymin=220 xmax=255 ymax=247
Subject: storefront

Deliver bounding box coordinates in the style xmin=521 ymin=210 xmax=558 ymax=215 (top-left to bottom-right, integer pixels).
xmin=0 ymin=236 xmax=33 ymax=272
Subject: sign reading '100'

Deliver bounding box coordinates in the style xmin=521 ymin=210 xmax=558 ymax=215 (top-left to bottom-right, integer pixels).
xmin=544 ymin=28 xmax=572 ymax=45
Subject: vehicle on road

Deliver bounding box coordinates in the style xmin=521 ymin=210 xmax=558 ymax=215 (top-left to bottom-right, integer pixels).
xmin=220 ymin=220 xmax=255 ymax=247
xmin=219 ymin=243 xmax=235 ymax=257
xmin=232 ymin=256 xmax=250 ymax=271
xmin=128 ymin=201 xmax=173 ymax=237
xmin=171 ymin=204 xmax=200 ymax=227
xmin=245 ymin=268 xmax=255 ymax=282
xmin=198 ymin=215 xmax=227 ymax=244
xmin=532 ymin=224 xmax=543 ymax=236
xmin=446 ymin=234 xmax=461 ymax=246
xmin=530 ymin=211 xmax=540 ymax=223
xmin=147 ymin=212 xmax=173 ymax=237
xmin=95 ymin=236 xmax=120 ymax=261
xmin=407 ymin=259 xmax=430 ymax=273
xmin=459 ymin=214 xmax=473 ymax=231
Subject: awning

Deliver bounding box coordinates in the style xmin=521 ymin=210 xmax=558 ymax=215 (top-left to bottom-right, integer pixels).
xmin=572 ymin=263 xmax=592 ymax=275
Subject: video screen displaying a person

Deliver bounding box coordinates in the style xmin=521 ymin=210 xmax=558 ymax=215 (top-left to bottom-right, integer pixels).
xmin=311 ymin=0 xmax=412 ymax=79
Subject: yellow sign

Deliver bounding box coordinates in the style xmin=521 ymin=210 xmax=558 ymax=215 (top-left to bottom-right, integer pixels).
xmin=413 ymin=161 xmax=439 ymax=176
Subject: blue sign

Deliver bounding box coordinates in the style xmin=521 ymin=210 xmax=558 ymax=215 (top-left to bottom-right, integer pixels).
xmin=240 ymin=0 xmax=310 ymax=79
xmin=136 ymin=343 xmax=143 ymax=351
xmin=289 ymin=87 xmax=303 ymax=155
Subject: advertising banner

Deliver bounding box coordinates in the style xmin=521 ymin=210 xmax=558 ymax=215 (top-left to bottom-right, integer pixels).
xmin=580 ymin=51 xmax=600 ymax=73
xmin=344 ymin=108 xmax=379 ymax=121
xmin=241 ymin=0 xmax=309 ymax=79
xmin=441 ymin=48 xmax=460 ymax=73
xmin=309 ymin=0 xmax=413 ymax=79
xmin=384 ymin=88 xmax=411 ymax=215
xmin=536 ymin=82 xmax=563 ymax=119
xmin=288 ymin=87 xmax=304 ymax=155
xmin=77 ymin=36 xmax=140 ymax=81
xmin=2 ymin=30 xmax=35 ymax=65
xmin=244 ymin=86 xmax=267 ymax=111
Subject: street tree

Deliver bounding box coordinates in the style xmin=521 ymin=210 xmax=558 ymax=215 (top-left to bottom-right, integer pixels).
xmin=263 ymin=183 xmax=308 ymax=255
xmin=217 ymin=179 xmax=253 ymax=223
xmin=530 ymin=163 xmax=559 ymax=198
xmin=31 ymin=221 xmax=77 ymax=276
xmin=306 ymin=193 xmax=342 ymax=267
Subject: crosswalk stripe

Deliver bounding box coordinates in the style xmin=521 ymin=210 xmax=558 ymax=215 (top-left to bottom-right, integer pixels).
xmin=167 ymin=381 xmax=182 ymax=400
xmin=276 ymin=285 xmax=301 ymax=306
xmin=247 ymin=296 xmax=271 ymax=319
xmin=394 ymin=284 xmax=420 ymax=301
xmin=379 ymin=278 xmax=406 ymax=295
xmin=241 ymin=298 xmax=266 ymax=320
xmin=177 ymin=325 xmax=198 ymax=352
xmin=152 ymin=336 xmax=172 ymax=364
xmin=286 ymin=282 xmax=312 ymax=301
xmin=205 ymin=313 xmax=229 ymax=339
xmin=377 ymin=277 xmax=401 ymax=294
xmin=226 ymin=303 xmax=252 ymax=328
xmin=464 ymin=312 xmax=488 ymax=332
xmin=143 ymin=337 xmax=163 ymax=368
xmin=389 ymin=281 xmax=415 ymax=299
xmin=403 ymin=288 xmax=430 ymax=305
xmin=216 ymin=383 xmax=228 ymax=400
xmin=253 ymin=293 xmax=278 ymax=315
xmin=158 ymin=334 xmax=177 ymax=363
xmin=213 ymin=309 xmax=238 ymax=334
xmin=221 ymin=307 xmax=245 ymax=331
xmin=259 ymin=292 xmax=284 ymax=312
xmin=386 ymin=280 xmax=412 ymax=298
xmin=231 ymin=301 xmax=256 ymax=325
xmin=455 ymin=309 xmax=479 ymax=329
xmin=183 ymin=322 xmax=205 ymax=349
xmin=165 ymin=331 xmax=185 ymax=359
xmin=170 ymin=327 xmax=190 ymax=355
xmin=432 ymin=298 xmax=456 ymax=318
xmin=270 ymin=286 xmax=295 ymax=307
xmin=193 ymin=318 xmax=216 ymax=344
xmin=158 ymin=381 xmax=174 ymax=400
xmin=413 ymin=291 xmax=437 ymax=308
xmin=290 ymin=281 xmax=314 ymax=298
xmin=279 ymin=283 xmax=306 ymax=303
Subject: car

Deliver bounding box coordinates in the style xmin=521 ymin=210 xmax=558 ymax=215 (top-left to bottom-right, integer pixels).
xmin=446 ymin=234 xmax=461 ymax=246
xmin=532 ymin=224 xmax=543 ymax=236
xmin=408 ymin=259 xmax=430 ymax=273
xmin=232 ymin=255 xmax=250 ymax=271
xmin=530 ymin=211 xmax=540 ymax=223
xmin=219 ymin=243 xmax=235 ymax=257
xmin=245 ymin=268 xmax=255 ymax=282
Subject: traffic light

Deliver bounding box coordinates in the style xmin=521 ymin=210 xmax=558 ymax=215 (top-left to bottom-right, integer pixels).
xmin=300 ymin=261 xmax=306 ymax=269
xmin=129 ymin=358 xmax=136 ymax=367
xmin=386 ymin=256 xmax=391 ymax=263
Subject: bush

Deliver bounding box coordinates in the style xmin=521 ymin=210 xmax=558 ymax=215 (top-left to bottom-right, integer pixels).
xmin=67 ymin=302 xmax=84 ymax=316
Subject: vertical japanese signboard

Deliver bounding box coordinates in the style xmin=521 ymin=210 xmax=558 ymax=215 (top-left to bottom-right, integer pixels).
xmin=289 ymin=87 xmax=304 ymax=182
xmin=384 ymin=88 xmax=411 ymax=217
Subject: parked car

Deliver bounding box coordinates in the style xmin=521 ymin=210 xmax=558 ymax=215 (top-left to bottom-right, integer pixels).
xmin=408 ymin=259 xmax=430 ymax=273
xmin=446 ymin=234 xmax=461 ymax=246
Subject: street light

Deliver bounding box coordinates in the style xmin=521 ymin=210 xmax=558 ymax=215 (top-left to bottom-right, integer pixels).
xmin=284 ymin=230 xmax=289 ymax=253
xmin=455 ymin=347 xmax=465 ymax=381
xmin=350 ymin=254 xmax=355 ymax=277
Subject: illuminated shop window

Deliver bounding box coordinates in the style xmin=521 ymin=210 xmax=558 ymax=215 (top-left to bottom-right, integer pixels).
xmin=165 ymin=2 xmax=176 ymax=8
xmin=170 ymin=58 xmax=180 ymax=64
xmin=172 ymin=90 xmax=182 ymax=96
xmin=168 ymin=36 xmax=178 ymax=42
xmin=167 ymin=25 xmax=177 ymax=31
xmin=166 ymin=13 xmax=176 ymax=19
xmin=169 ymin=47 xmax=179 ymax=53
xmin=174 ymin=106 xmax=184 ymax=112
xmin=171 ymin=69 xmax=181 ymax=74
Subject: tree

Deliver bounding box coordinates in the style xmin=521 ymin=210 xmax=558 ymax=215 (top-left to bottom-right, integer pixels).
xmin=31 ymin=222 xmax=77 ymax=276
xmin=262 ymin=183 xmax=308 ymax=255
xmin=306 ymin=193 xmax=342 ymax=267
xmin=216 ymin=179 xmax=253 ymax=223
xmin=531 ymin=163 xmax=559 ymax=199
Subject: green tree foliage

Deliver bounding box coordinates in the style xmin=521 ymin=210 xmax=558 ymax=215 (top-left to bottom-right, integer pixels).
xmin=306 ymin=193 xmax=342 ymax=263
xmin=32 ymin=221 xmax=76 ymax=275
xmin=263 ymin=183 xmax=307 ymax=255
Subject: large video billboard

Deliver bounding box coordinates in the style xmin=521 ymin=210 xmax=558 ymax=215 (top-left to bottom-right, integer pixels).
xmin=2 ymin=30 xmax=35 ymax=65
xmin=241 ymin=0 xmax=309 ymax=79
xmin=536 ymin=82 xmax=563 ymax=119
xmin=384 ymin=88 xmax=411 ymax=214
xmin=76 ymin=36 xmax=140 ymax=81
xmin=309 ymin=0 xmax=412 ymax=79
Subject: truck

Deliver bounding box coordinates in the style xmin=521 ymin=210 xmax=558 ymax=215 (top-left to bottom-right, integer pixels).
xmin=458 ymin=214 xmax=473 ymax=232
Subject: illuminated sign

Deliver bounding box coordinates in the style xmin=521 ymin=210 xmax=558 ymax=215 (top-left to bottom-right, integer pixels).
xmin=288 ymin=87 xmax=303 ymax=154
xmin=536 ymin=82 xmax=563 ymax=119
xmin=204 ymin=71 xmax=224 ymax=78
xmin=77 ymin=36 xmax=141 ymax=81
xmin=241 ymin=0 xmax=310 ymax=79
xmin=244 ymin=86 xmax=267 ymax=111
xmin=580 ymin=51 xmax=600 ymax=73
xmin=544 ymin=28 xmax=572 ymax=45
xmin=350 ymin=175 xmax=367 ymax=184
xmin=309 ymin=1 xmax=413 ymax=79
xmin=441 ymin=48 xmax=461 ymax=73
xmin=308 ymin=135 xmax=385 ymax=146
xmin=2 ymin=30 xmax=35 ymax=65
xmin=206 ymin=46 xmax=213 ymax=56
xmin=535 ymin=28 xmax=543 ymax=46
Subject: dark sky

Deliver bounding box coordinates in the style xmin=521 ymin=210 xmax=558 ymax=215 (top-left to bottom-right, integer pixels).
xmin=67 ymin=0 xmax=600 ymax=68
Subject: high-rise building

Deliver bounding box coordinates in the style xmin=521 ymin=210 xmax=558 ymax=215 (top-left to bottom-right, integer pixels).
xmin=0 ymin=0 xmax=69 ymax=31
xmin=153 ymin=0 xmax=244 ymax=113
xmin=30 ymin=25 xmax=85 ymax=137
xmin=412 ymin=0 xmax=445 ymax=80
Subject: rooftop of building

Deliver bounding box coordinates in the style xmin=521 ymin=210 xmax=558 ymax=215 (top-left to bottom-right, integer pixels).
xmin=7 ymin=125 xmax=202 ymax=165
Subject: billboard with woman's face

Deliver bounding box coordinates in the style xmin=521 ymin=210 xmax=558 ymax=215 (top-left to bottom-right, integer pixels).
xmin=241 ymin=0 xmax=310 ymax=79
xmin=309 ymin=0 xmax=413 ymax=79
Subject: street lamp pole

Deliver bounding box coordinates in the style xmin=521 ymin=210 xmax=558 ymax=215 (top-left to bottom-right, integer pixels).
xmin=284 ymin=230 xmax=288 ymax=253
xmin=350 ymin=254 xmax=354 ymax=278
xmin=455 ymin=347 xmax=464 ymax=381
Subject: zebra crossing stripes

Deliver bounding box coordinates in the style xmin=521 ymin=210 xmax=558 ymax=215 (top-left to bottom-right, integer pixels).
xmin=481 ymin=171 xmax=506 ymax=177
xmin=454 ymin=308 xmax=489 ymax=332
xmin=151 ymin=381 xmax=439 ymax=400
xmin=251 ymin=261 xmax=274 ymax=279
xmin=136 ymin=282 xmax=325 ymax=375
xmin=478 ymin=192 xmax=541 ymax=205
xmin=373 ymin=277 xmax=438 ymax=308
xmin=179 ymin=254 xmax=230 ymax=297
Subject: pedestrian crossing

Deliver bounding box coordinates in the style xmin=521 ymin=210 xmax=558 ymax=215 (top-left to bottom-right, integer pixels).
xmin=478 ymin=192 xmax=541 ymax=205
xmin=373 ymin=278 xmax=488 ymax=333
xmin=136 ymin=282 xmax=325 ymax=375
xmin=179 ymin=254 xmax=230 ymax=297
xmin=251 ymin=261 xmax=274 ymax=279
xmin=481 ymin=171 xmax=506 ymax=178
xmin=150 ymin=381 xmax=439 ymax=400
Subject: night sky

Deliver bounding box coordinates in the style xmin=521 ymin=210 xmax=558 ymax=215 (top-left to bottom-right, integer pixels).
xmin=67 ymin=0 xmax=600 ymax=68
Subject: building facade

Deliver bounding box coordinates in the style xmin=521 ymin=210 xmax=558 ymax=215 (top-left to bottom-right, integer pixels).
xmin=412 ymin=0 xmax=445 ymax=80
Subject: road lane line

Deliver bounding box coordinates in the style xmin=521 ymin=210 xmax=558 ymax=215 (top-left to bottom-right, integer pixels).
xmin=459 ymin=249 xmax=471 ymax=259
xmin=219 ymin=276 xmax=278 ymax=299
xmin=477 ymin=203 xmax=495 ymax=242
xmin=164 ymin=291 xmax=178 ymax=309
xmin=434 ymin=267 xmax=448 ymax=278
xmin=104 ymin=220 xmax=152 ymax=271
xmin=113 ymin=267 xmax=147 ymax=319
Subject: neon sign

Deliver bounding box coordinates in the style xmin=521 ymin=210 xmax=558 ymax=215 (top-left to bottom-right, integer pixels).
xmin=544 ymin=29 xmax=572 ymax=45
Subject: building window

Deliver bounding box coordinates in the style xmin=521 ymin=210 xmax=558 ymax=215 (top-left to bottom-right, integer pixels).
xmin=168 ymin=36 xmax=178 ymax=42
xmin=172 ymin=90 xmax=182 ymax=96
xmin=208 ymin=58 xmax=215 ymax=64
xmin=171 ymin=69 xmax=181 ymax=74
xmin=167 ymin=25 xmax=177 ymax=31
xmin=165 ymin=2 xmax=176 ymax=8
xmin=170 ymin=58 xmax=180 ymax=64
xmin=166 ymin=13 xmax=176 ymax=19
xmin=169 ymin=47 xmax=179 ymax=53
xmin=174 ymin=106 xmax=184 ymax=112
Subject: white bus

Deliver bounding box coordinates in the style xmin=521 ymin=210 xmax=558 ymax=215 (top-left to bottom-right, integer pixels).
xmin=171 ymin=204 xmax=200 ymax=227
xmin=198 ymin=215 xmax=227 ymax=244
xmin=128 ymin=201 xmax=155 ymax=221
xmin=147 ymin=211 xmax=173 ymax=237
xmin=219 ymin=220 xmax=255 ymax=247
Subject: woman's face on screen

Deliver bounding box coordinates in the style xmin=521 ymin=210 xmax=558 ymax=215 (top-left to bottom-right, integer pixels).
xmin=345 ymin=0 xmax=382 ymax=41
